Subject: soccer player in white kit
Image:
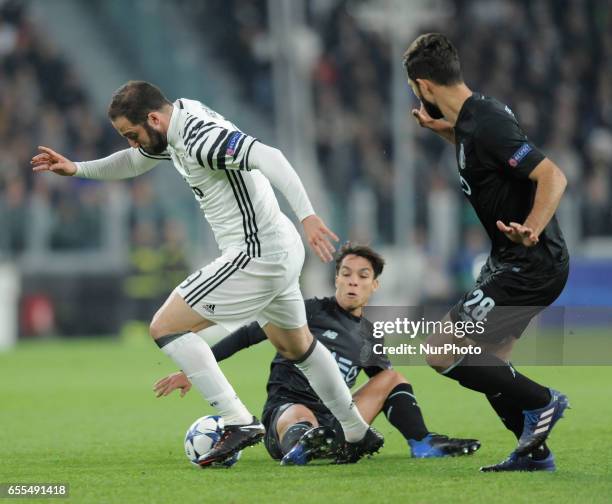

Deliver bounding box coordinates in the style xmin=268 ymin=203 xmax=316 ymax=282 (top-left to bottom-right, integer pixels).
xmin=31 ymin=81 xmax=382 ymax=465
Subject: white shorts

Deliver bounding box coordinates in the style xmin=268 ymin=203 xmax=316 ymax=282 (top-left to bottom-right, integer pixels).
xmin=175 ymin=242 xmax=306 ymax=332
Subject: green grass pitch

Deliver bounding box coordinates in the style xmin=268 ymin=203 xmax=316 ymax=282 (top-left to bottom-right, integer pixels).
xmin=1 ymin=335 xmax=611 ymax=503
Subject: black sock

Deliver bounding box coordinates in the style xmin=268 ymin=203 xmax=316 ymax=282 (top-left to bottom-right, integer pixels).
xmin=487 ymin=392 xmax=550 ymax=460
xmin=443 ymin=353 xmax=551 ymax=410
xmin=486 ymin=392 xmax=524 ymax=438
xmin=383 ymin=383 xmax=429 ymax=441
xmin=279 ymin=421 xmax=313 ymax=455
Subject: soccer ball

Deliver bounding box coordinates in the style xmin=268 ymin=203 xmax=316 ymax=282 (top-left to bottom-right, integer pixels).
xmin=184 ymin=415 xmax=242 ymax=468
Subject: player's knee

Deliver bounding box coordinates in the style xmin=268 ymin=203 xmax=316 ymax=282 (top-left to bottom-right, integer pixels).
xmin=388 ymin=370 xmax=409 ymax=386
xmin=425 ymin=351 xmax=454 ymax=371
xmin=149 ymin=317 xmax=168 ymax=340
xmin=374 ymin=369 xmax=408 ymax=388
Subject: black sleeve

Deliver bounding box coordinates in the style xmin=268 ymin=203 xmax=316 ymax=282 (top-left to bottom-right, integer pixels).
xmin=304 ymin=297 xmax=323 ymax=323
xmin=361 ymin=320 xmax=392 ymax=376
xmin=211 ymin=321 xmax=267 ymax=362
xmin=475 ymin=116 xmax=545 ymax=179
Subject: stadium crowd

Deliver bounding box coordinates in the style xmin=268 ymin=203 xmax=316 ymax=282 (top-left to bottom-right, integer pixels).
xmin=0 ymin=0 xmax=178 ymax=260
xmin=2 ymin=0 xmax=611 ymax=303
xmin=183 ymin=0 xmax=612 ymax=244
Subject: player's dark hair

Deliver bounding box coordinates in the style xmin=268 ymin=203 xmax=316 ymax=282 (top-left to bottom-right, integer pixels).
xmin=335 ymin=243 xmax=385 ymax=279
xmin=402 ymin=33 xmax=462 ymax=85
xmin=107 ymin=81 xmax=172 ymax=125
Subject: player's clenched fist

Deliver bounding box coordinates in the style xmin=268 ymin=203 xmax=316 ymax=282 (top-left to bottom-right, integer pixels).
xmin=31 ymin=146 xmax=77 ymax=176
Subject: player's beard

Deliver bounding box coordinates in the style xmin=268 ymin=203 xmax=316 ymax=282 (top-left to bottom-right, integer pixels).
xmin=141 ymin=121 xmax=168 ymax=155
xmin=417 ymin=83 xmax=445 ymax=120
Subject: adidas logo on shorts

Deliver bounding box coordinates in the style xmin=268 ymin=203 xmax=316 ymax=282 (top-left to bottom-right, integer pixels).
xmin=202 ymin=303 xmax=216 ymax=314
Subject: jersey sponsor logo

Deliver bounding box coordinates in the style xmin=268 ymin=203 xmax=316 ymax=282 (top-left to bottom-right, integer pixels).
xmin=458 ymin=142 xmax=466 ymax=170
xmin=321 ymin=330 xmax=338 ymax=340
xmin=331 ymin=352 xmax=360 ymax=384
xmin=508 ymin=143 xmax=532 ymax=167
xmin=226 ymin=131 xmax=243 ymax=157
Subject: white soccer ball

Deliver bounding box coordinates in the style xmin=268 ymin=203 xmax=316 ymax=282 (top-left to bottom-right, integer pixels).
xmin=184 ymin=415 xmax=242 ymax=468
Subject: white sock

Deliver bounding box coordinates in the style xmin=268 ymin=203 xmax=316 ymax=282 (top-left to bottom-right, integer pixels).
xmin=160 ymin=332 xmax=252 ymax=425
xmin=294 ymin=341 xmax=368 ymax=442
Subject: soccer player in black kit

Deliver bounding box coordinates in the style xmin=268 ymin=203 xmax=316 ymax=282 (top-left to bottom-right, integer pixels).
xmin=404 ymin=33 xmax=570 ymax=472
xmin=155 ymin=244 xmax=480 ymax=464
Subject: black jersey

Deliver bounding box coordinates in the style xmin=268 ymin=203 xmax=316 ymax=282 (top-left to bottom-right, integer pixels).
xmin=453 ymin=93 xmax=569 ymax=273
xmin=210 ymin=296 xmax=391 ymax=424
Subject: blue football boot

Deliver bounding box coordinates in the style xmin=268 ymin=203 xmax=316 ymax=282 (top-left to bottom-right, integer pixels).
xmin=409 ymin=433 xmax=481 ymax=458
xmin=480 ymin=451 xmax=556 ymax=472
xmin=280 ymin=426 xmax=337 ymax=466
xmin=516 ymin=389 xmax=570 ymax=456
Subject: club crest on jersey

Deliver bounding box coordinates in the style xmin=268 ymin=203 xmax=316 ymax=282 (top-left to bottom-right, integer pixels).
xmin=226 ymin=131 xmax=243 ymax=157
xmin=508 ymin=143 xmax=532 ymax=167
xmin=459 ymin=142 xmax=466 ymax=170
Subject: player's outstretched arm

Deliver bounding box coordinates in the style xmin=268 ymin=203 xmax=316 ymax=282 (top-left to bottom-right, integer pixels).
xmin=248 ymin=142 xmax=339 ymax=262
xmin=31 ymin=146 xmax=77 ymax=176
xmin=32 ymin=146 xmax=161 ymax=181
xmin=411 ymin=103 xmax=455 ymax=144
xmin=496 ymin=158 xmax=567 ymax=247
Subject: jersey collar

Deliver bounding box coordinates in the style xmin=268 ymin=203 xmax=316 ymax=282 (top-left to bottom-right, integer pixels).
xmin=167 ymin=101 xmax=182 ymax=147
xmin=456 ymin=92 xmax=480 ymax=127
xmin=332 ymin=296 xmax=362 ymax=322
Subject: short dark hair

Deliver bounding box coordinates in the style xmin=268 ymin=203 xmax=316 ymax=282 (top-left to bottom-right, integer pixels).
xmin=402 ymin=33 xmax=462 ymax=85
xmin=107 ymin=81 xmax=172 ymax=125
xmin=335 ymin=243 xmax=385 ymax=279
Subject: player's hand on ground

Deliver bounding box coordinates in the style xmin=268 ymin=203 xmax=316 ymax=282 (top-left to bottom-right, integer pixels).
xmin=153 ymin=371 xmax=192 ymax=398
xmin=31 ymin=146 xmax=77 ymax=176
xmin=411 ymin=103 xmax=453 ymax=133
xmin=496 ymin=220 xmax=539 ymax=247
xmin=302 ymin=214 xmax=339 ymax=263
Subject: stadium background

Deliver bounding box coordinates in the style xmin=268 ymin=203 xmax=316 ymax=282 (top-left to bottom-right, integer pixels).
xmin=1 ymin=1 xmax=611 ymax=503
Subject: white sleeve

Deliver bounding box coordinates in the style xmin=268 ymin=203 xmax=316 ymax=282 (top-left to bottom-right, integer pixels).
xmin=248 ymin=142 xmax=315 ymax=222
xmin=74 ymin=147 xmax=167 ymax=180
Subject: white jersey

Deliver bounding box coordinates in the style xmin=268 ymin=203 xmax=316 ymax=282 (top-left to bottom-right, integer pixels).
xmin=76 ymin=98 xmax=314 ymax=257
xmin=163 ymin=98 xmax=298 ymax=256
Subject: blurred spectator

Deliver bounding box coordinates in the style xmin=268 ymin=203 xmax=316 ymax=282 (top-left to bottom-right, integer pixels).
xmin=122 ymin=218 xmax=189 ymax=324
xmin=0 ymin=0 xmax=118 ymax=257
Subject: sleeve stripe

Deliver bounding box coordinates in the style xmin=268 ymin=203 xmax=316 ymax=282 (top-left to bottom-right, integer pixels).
xmin=207 ymin=129 xmax=229 ymax=170
xmin=242 ymin=138 xmax=258 ymax=171
xmin=138 ymin=147 xmax=171 ymax=160
xmin=188 ymin=125 xmax=224 ymax=155
xmin=216 ymin=133 xmax=235 ymax=170
xmin=186 ymin=122 xmax=219 ymax=148
xmin=184 ymin=120 xmax=204 ymax=145
xmin=182 ymin=115 xmax=198 ymax=137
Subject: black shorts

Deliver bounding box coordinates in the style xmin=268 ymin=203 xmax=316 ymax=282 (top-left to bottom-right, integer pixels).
xmin=263 ymin=401 xmax=343 ymax=460
xmin=450 ymin=261 xmax=569 ymax=344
